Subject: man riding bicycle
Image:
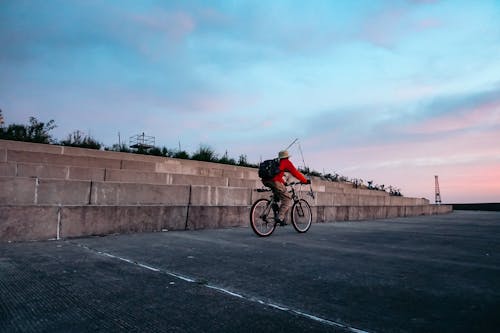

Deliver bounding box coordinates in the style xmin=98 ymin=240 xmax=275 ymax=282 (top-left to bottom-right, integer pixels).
xmin=261 ymin=150 xmax=310 ymax=225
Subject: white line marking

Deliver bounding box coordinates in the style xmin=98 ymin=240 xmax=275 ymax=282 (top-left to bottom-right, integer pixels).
xmin=206 ymin=285 xmax=244 ymax=299
xmin=77 ymin=243 xmax=372 ymax=333
xmin=137 ymin=263 xmax=161 ymax=272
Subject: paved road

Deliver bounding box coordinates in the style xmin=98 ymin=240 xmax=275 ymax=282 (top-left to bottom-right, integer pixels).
xmin=1 ymin=211 xmax=499 ymax=333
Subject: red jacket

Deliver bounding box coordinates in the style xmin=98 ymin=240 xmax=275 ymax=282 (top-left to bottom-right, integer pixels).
xmin=272 ymin=158 xmax=308 ymax=184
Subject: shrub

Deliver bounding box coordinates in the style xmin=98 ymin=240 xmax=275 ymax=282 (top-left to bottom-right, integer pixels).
xmin=219 ymin=151 xmax=236 ymax=165
xmin=191 ymin=144 xmax=218 ymax=162
xmin=60 ymin=130 xmax=101 ymax=149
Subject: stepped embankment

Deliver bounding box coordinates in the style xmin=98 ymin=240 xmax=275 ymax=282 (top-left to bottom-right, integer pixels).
xmin=0 ymin=139 xmax=452 ymax=241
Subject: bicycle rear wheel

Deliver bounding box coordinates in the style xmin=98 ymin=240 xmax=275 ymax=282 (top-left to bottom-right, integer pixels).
xmin=250 ymin=199 xmax=276 ymax=237
xmin=291 ymin=199 xmax=312 ymax=233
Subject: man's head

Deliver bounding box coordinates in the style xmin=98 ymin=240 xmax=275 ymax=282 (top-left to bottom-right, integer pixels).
xmin=278 ymin=150 xmax=290 ymax=159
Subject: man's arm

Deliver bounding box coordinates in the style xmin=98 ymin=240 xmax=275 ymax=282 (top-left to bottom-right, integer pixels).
xmin=283 ymin=159 xmax=308 ymax=183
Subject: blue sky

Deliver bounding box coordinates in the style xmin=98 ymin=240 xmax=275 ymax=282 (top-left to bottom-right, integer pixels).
xmin=1 ymin=0 xmax=499 ymax=203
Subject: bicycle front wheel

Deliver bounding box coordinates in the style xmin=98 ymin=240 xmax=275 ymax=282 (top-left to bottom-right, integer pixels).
xmin=250 ymin=199 xmax=276 ymax=237
xmin=291 ymin=199 xmax=312 ymax=233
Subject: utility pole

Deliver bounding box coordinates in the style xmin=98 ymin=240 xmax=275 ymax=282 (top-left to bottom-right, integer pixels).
xmin=435 ymin=175 xmax=442 ymax=205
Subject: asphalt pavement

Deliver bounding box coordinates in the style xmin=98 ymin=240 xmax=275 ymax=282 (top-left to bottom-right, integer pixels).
xmin=1 ymin=210 xmax=499 ymax=333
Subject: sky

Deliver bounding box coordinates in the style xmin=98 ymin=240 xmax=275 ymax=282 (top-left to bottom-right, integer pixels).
xmin=1 ymin=0 xmax=499 ymax=203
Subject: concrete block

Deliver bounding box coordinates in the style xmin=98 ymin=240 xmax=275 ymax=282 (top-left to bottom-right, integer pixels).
xmin=62 ymin=145 xmax=160 ymax=162
xmin=324 ymin=182 xmax=346 ymax=193
xmin=186 ymin=206 xmax=248 ymax=230
xmin=0 ymin=162 xmax=16 ymax=176
xmin=0 ymin=149 xmax=5 ymax=162
xmin=120 ymin=159 xmax=156 ymax=172
xmin=0 ymin=205 xmax=59 ymax=241
xmin=333 ymin=193 xmax=359 ymax=206
xmin=0 ymin=139 xmax=63 ymax=154
xmin=311 ymin=184 xmax=326 ymax=193
xmin=7 ymin=150 xmax=121 ymax=169
xmin=359 ymin=206 xmax=387 ymax=220
xmin=216 ymin=187 xmax=252 ymax=206
xmin=155 ymin=160 xmax=183 ymax=174
xmin=250 ymin=188 xmax=273 ymax=203
xmin=335 ymin=206 xmax=350 ymax=221
xmin=90 ymin=182 xmax=190 ymax=205
xmin=202 ymin=167 xmax=224 ymax=177
xmin=405 ymin=206 xmax=424 ymax=217
xmin=228 ymin=178 xmax=261 ymax=188
xmin=221 ymin=168 xmax=245 ymax=179
xmin=60 ymin=205 xmax=188 ymax=238
xmin=358 ymin=195 xmax=386 ymax=206
xmin=348 ymin=206 xmax=360 ymax=220
xmin=190 ymin=186 xmax=251 ymax=206
xmin=170 ymin=174 xmax=227 ymax=187
xmin=220 ymin=166 xmax=259 ymax=180
xmin=387 ymin=206 xmax=405 ymax=218
xmin=389 ymin=196 xmax=405 ymax=206
xmin=61 ymin=145 xmax=165 ymax=163
xmin=17 ymin=163 xmax=68 ymax=179
xmin=37 ymin=179 xmax=91 ymax=205
xmin=440 ymin=205 xmax=453 ymax=214
xmin=321 ymin=206 xmax=393 ymax=222
xmin=105 ymin=168 xmax=168 ymax=184
xmin=0 ymin=177 xmax=35 ymax=204
xmin=315 ymin=192 xmax=334 ymax=206
xmin=68 ymin=166 xmax=105 ymax=181
xmin=239 ymin=169 xmax=260 ymax=180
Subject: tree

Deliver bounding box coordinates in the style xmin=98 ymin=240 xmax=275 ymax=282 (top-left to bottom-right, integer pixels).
xmin=0 ymin=115 xmax=56 ymax=144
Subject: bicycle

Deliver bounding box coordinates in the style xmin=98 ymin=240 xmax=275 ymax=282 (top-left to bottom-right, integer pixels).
xmin=250 ymin=181 xmax=314 ymax=237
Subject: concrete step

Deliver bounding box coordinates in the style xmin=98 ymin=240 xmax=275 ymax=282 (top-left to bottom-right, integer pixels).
xmin=1 ymin=140 xmax=388 ymax=193
xmin=0 ymin=176 xmax=427 ymax=208
xmin=1 ymin=160 xmax=399 ymax=199
xmin=0 ymin=203 xmax=452 ymax=242
xmin=0 ymin=161 xmax=262 ymax=188
xmin=0 ymin=139 xmax=260 ymax=179
xmin=0 ymin=176 xmax=258 ymax=206
xmin=1 ymin=140 xmax=397 ymax=197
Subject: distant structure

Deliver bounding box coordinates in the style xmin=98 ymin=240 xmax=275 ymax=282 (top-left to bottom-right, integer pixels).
xmin=435 ymin=175 xmax=442 ymax=205
xmin=129 ymin=132 xmax=155 ymax=150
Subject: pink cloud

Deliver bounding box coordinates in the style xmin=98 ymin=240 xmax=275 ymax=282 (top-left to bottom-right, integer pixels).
xmin=305 ymin=123 xmax=500 ymax=203
xmin=407 ymin=100 xmax=500 ymax=134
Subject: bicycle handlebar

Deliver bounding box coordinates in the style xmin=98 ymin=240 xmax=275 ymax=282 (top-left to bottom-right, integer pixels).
xmin=255 ymin=181 xmax=315 ymax=199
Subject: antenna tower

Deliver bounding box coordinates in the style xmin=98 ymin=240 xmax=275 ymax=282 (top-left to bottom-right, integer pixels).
xmin=434 ymin=175 xmax=442 ymax=205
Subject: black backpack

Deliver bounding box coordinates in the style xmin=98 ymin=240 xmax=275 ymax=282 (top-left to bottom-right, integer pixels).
xmin=258 ymin=158 xmax=281 ymax=179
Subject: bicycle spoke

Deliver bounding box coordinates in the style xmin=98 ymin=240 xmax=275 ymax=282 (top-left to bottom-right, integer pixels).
xmin=250 ymin=199 xmax=276 ymax=237
xmin=291 ymin=199 xmax=312 ymax=233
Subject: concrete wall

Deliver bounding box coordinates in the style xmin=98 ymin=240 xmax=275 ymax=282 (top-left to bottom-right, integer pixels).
xmin=0 ymin=139 xmax=453 ymax=242
xmin=0 ymin=204 xmax=452 ymax=242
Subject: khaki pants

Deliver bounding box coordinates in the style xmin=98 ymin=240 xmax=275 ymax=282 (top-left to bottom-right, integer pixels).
xmin=262 ymin=180 xmax=292 ymax=221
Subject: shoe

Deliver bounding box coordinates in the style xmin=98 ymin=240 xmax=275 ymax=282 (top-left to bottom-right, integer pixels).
xmin=274 ymin=217 xmax=286 ymax=226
